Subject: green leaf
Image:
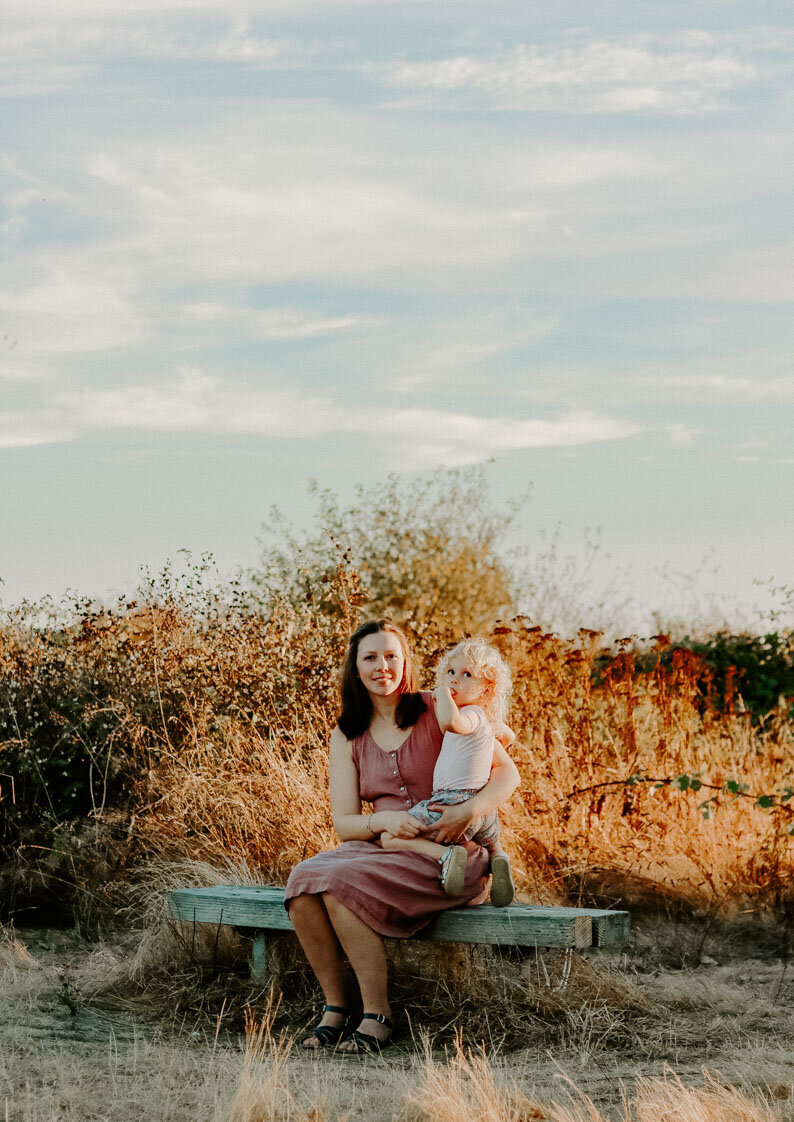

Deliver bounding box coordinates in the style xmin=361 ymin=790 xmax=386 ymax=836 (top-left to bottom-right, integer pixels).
xmin=755 ymin=795 xmax=775 ymax=809
xmin=674 ymin=774 xmax=691 ymax=791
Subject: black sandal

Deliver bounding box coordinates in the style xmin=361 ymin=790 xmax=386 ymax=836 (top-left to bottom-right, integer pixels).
xmin=301 ymin=1004 xmax=348 ymax=1049
xmin=339 ymin=1012 xmax=393 ymax=1055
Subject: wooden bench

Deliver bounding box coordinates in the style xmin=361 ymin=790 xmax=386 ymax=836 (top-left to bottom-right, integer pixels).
xmin=168 ymin=886 xmax=630 ymax=979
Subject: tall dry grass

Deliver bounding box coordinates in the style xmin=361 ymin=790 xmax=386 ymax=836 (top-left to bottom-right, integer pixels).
xmin=125 ymin=607 xmax=792 ymax=918
xmin=1 ymin=563 xmax=791 ymax=918
xmin=407 ymin=1037 xmax=790 ymax=1122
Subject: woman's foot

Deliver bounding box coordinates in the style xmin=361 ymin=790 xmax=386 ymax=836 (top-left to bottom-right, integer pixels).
xmin=300 ymin=1004 xmax=348 ymax=1050
xmin=336 ymin=1012 xmax=393 ymax=1055
xmin=490 ymin=854 xmax=515 ymax=907
xmin=439 ymin=845 xmax=467 ymax=897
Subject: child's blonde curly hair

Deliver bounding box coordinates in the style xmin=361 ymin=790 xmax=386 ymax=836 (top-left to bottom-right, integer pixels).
xmin=434 ymin=637 xmax=512 ymax=725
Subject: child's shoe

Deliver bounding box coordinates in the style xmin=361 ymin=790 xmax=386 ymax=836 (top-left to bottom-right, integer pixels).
xmin=489 ymin=854 xmax=515 ymax=907
xmin=439 ymin=845 xmax=467 ymax=897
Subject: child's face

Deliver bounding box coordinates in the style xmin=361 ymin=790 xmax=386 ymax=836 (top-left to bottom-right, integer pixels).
xmin=443 ymin=653 xmax=488 ymax=707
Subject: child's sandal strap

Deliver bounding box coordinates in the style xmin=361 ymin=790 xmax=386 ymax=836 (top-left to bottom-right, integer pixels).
xmin=362 ymin=1012 xmax=393 ymax=1028
xmin=322 ymin=1004 xmax=347 ymax=1015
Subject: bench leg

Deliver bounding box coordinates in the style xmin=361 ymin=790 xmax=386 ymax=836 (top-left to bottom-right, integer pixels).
xmin=251 ymin=930 xmax=267 ymax=980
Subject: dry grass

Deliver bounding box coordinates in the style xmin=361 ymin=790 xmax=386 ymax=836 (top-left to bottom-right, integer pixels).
xmin=4 ymin=929 xmax=791 ymax=1122
xmin=405 ymin=1041 xmax=792 ymax=1121
xmin=2 ymin=578 xmax=791 ymax=918
xmin=134 ymin=615 xmax=793 ymax=917
xmin=1 ymin=574 xmax=792 ymax=1058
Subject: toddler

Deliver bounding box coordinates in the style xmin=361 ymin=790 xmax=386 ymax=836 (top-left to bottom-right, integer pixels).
xmin=380 ymin=637 xmax=516 ymax=907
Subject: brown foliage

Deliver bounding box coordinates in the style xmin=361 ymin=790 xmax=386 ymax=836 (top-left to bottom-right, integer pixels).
xmin=0 ymin=474 xmax=791 ymax=918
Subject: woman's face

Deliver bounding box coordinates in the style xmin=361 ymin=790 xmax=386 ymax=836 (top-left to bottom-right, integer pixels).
xmin=356 ymin=630 xmax=406 ymax=699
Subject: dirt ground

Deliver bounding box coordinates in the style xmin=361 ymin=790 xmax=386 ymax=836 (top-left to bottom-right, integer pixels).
xmin=2 ymin=917 xmax=793 ymax=1122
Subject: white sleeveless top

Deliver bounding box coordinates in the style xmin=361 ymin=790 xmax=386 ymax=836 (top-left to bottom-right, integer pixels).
xmin=431 ymin=705 xmax=495 ymax=792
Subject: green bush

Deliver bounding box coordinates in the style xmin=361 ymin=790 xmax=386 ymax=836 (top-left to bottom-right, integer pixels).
xmin=684 ymin=629 xmax=794 ymax=720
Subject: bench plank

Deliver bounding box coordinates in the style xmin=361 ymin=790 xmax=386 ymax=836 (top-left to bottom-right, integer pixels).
xmin=168 ymin=885 xmax=627 ymax=957
xmin=421 ymin=905 xmax=591 ymax=949
xmin=169 ymin=886 xmax=293 ymax=932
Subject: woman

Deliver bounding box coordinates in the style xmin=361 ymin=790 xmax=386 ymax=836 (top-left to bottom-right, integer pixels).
xmin=285 ymin=619 xmax=521 ymax=1054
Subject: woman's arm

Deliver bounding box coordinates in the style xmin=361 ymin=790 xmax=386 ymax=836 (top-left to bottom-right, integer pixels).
xmin=425 ymin=741 xmax=521 ymax=845
xmin=329 ymin=726 xmax=428 ymax=842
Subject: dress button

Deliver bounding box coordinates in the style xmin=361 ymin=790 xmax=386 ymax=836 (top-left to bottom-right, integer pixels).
xmin=400 ymin=786 xmax=405 ymax=791
xmin=393 ymin=769 xmax=398 ymax=775
xmin=406 ymin=799 xmax=411 ymax=805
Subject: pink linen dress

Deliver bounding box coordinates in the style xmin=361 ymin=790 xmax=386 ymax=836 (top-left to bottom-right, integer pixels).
xmin=284 ymin=693 xmax=490 ymax=937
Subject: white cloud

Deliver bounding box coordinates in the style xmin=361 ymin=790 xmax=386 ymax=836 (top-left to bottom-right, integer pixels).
xmin=0 ymin=15 xmax=321 ymax=74
xmin=666 ymin=423 xmax=702 ymax=446
xmin=643 ymin=373 xmax=794 ymax=405
xmin=182 ymin=303 xmax=384 ymax=340
xmin=74 ymin=370 xmax=344 ymax=439
xmin=382 ymin=408 xmax=639 ymax=467
xmin=0 ymin=272 xmax=144 ymax=354
xmin=2 ymin=0 xmax=400 ymax=12
xmin=0 ymin=408 xmax=77 ymax=448
xmin=382 ymin=36 xmax=760 ymax=114
xmin=65 ymin=121 xmax=548 ymax=297
xmin=3 ymin=369 xmax=639 ymax=465
xmin=399 ymin=314 xmax=559 ymax=390
xmin=737 ymin=430 xmax=766 ymax=452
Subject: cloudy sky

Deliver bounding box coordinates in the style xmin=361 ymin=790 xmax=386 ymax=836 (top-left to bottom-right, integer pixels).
xmin=1 ymin=0 xmax=792 ymax=628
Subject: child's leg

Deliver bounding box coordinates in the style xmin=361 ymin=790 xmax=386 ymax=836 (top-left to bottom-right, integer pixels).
xmin=380 ymin=831 xmax=468 ymax=898
xmin=468 ymin=810 xmax=500 ymax=853
xmin=471 ymin=813 xmax=515 ymax=907
xmin=380 ymin=831 xmax=446 ymax=861
xmin=488 ymin=852 xmax=514 ymax=907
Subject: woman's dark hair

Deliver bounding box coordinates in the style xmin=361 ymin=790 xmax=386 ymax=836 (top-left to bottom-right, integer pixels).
xmin=338 ymin=619 xmax=427 ymax=740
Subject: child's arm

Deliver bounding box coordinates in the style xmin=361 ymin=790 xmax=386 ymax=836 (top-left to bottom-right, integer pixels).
xmin=433 ymin=686 xmax=478 ymax=734
xmin=494 ymin=721 xmax=516 ymax=749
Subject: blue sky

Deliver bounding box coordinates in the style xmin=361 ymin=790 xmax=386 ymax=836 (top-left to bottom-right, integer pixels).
xmin=1 ymin=1 xmax=792 ymax=631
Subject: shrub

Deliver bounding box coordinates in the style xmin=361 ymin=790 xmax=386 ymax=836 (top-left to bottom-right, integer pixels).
xmin=0 ymin=473 xmax=792 ymax=919
xmin=252 ymin=467 xmax=521 ymax=636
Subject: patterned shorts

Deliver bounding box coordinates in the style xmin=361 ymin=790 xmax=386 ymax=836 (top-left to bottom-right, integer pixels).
xmin=408 ymin=787 xmax=500 ymax=846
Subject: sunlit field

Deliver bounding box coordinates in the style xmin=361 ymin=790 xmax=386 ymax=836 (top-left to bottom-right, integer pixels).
xmin=1 ymin=473 xmax=792 ymax=1119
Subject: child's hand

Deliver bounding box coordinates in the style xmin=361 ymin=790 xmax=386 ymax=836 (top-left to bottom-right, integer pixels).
xmin=495 ymin=721 xmax=516 ymax=749
xmin=433 ymin=684 xmax=458 ymax=732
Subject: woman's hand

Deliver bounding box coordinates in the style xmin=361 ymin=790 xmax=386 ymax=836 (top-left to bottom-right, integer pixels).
xmin=374 ymin=811 xmax=424 ymax=839
xmin=423 ymin=800 xmax=476 ymax=844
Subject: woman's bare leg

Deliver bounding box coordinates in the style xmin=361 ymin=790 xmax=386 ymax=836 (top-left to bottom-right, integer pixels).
xmin=322 ymin=893 xmax=392 ymax=1049
xmin=289 ymin=894 xmax=351 ymax=1047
